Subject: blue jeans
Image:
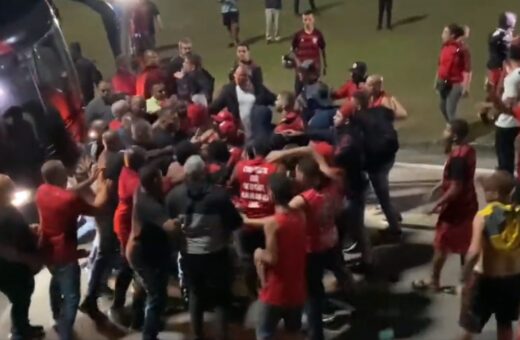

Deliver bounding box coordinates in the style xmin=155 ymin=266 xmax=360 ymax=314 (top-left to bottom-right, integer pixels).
xmin=132 ymin=262 xmax=168 ymax=340
xmin=49 ymin=262 xmax=81 ymax=340
xmin=256 ymin=302 xmax=302 ymax=340
xmin=368 ymin=158 xmax=400 ymax=233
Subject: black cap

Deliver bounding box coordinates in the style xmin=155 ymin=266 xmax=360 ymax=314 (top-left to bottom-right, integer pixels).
xmin=349 ymin=61 xmax=367 ymax=76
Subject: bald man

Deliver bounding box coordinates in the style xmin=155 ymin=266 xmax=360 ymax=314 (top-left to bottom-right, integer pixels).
xmin=0 ymin=174 xmax=44 ymax=340
xmin=136 ymin=50 xmax=171 ymax=99
xmin=365 ymin=75 xmax=407 ymax=119
xmin=36 ymin=161 xmax=108 ymax=338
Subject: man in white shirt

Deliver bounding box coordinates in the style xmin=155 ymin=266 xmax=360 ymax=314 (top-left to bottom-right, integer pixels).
xmin=495 ymin=41 xmax=520 ymax=175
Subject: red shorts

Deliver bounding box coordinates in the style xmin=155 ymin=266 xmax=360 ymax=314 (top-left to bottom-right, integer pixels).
xmin=434 ymin=220 xmax=472 ymax=254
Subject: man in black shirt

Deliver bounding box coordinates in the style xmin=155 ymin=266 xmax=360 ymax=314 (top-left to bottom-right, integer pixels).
xmin=0 ymin=175 xmax=44 ymax=340
xmin=127 ymin=164 xmax=179 ymax=340
xmin=168 ymin=37 xmax=193 ymax=77
xmin=70 ymin=42 xmax=103 ymax=103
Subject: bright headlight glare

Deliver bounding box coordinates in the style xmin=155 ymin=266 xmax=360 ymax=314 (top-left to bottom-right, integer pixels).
xmin=11 ymin=190 xmax=32 ymax=207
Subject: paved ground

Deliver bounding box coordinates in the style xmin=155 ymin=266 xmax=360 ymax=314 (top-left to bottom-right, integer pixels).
xmin=0 ymin=160 xmax=507 ymax=340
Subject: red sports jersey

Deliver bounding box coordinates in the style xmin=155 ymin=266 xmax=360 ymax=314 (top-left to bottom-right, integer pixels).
xmin=274 ymin=112 xmax=305 ymax=133
xmin=370 ymin=91 xmax=387 ymax=108
xmin=235 ymin=158 xmax=277 ymax=218
xmin=113 ymin=167 xmax=140 ymax=252
xmin=437 ymin=40 xmax=471 ymax=84
xmin=291 ymin=29 xmax=326 ymax=69
xmin=300 ymin=182 xmax=340 ymax=253
xmin=259 ymin=210 xmax=307 ymax=307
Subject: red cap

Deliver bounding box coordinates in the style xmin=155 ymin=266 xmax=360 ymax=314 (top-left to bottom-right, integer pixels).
xmin=310 ymin=141 xmax=335 ymax=164
xmin=213 ymin=109 xmax=235 ymax=123
xmin=218 ymin=120 xmax=238 ymax=140
xmin=187 ymin=103 xmax=208 ymax=128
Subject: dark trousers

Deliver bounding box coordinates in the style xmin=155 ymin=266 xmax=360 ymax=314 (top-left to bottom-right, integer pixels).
xmin=132 ymin=262 xmax=168 ymax=340
xmin=85 ymin=216 xmax=118 ymax=303
xmin=306 ymin=249 xmax=346 ymax=340
xmin=49 ymin=262 xmax=81 ymax=340
xmin=113 ymin=258 xmax=133 ymax=309
xmin=378 ymin=0 xmax=393 ymax=28
xmin=368 ymin=158 xmax=401 ymax=233
xmin=294 ymin=0 xmax=317 ymax=14
xmin=0 ymin=265 xmax=34 ymax=338
xmin=183 ymin=249 xmax=232 ymax=340
xmin=256 ymin=302 xmax=303 ymax=340
xmin=495 ymin=126 xmax=520 ymax=175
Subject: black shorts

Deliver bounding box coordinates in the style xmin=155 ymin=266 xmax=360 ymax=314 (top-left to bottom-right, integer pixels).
xmin=459 ymin=273 xmax=520 ymax=333
xmin=222 ymin=11 xmax=239 ymax=28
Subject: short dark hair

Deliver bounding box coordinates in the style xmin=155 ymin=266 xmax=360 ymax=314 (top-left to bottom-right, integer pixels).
xmin=447 ymin=23 xmax=465 ymax=39
xmin=450 ymin=119 xmax=469 ymax=141
xmin=252 ymin=136 xmax=272 ymax=157
xmin=207 ymin=141 xmax=230 ymax=164
xmin=175 ymin=140 xmax=199 ymax=165
xmin=139 ymin=164 xmax=161 ymax=193
xmin=185 ymin=54 xmax=202 ymax=69
xmin=269 ymin=173 xmax=294 ymax=206
xmin=297 ymin=156 xmax=321 ymax=181
xmin=126 ymin=146 xmax=147 ymax=171
xmin=303 ymin=10 xmax=314 ymax=16
xmin=237 ymin=42 xmax=250 ymax=50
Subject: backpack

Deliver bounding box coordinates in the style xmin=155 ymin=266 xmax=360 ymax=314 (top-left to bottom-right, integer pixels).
xmin=354 ymin=107 xmax=399 ymax=170
xmin=480 ymin=202 xmax=520 ymax=252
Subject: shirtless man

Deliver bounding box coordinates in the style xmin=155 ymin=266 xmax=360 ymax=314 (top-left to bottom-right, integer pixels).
xmin=459 ymin=171 xmax=520 ymax=340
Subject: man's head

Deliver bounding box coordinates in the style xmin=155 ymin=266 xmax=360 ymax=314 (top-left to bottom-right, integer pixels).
xmin=130 ymin=96 xmax=146 ymax=119
xmin=69 ymin=42 xmax=82 ymax=61
xmin=183 ymin=155 xmax=207 ymax=183
xmin=124 ymin=146 xmax=147 ymax=171
xmin=151 ymin=82 xmax=167 ymax=101
xmin=499 ymin=11 xmax=517 ymax=31
xmin=175 ymin=140 xmax=199 ymax=165
xmin=365 ymin=75 xmax=384 ymax=96
xmin=302 ymin=11 xmax=315 ymax=31
xmin=144 ymin=50 xmax=160 ymax=67
xmin=443 ymin=118 xmax=469 ymax=144
xmin=233 ymin=65 xmax=250 ymax=88
xmin=102 ymin=130 xmax=123 ymax=152
xmin=112 ymin=99 xmax=130 ymax=120
xmin=98 ymin=81 xmax=113 ymax=102
xmin=88 ymin=119 xmax=108 ymax=143
xmin=251 ymin=136 xmax=271 ymax=158
xmin=0 ymin=174 xmax=15 ymax=207
xmin=156 ymin=108 xmax=178 ymax=132
xmin=479 ymin=171 xmax=516 ymax=203
xmin=268 ymin=173 xmax=294 ymax=207
xmin=295 ymin=156 xmax=322 ymax=188
xmin=183 ymin=54 xmax=202 ymax=73
xmin=236 ymin=43 xmax=251 ymax=63
xmin=178 ymin=37 xmax=193 ymax=58
xmin=41 ymin=160 xmax=68 ymax=188
xmin=275 ymin=91 xmax=295 ymax=113
xmin=115 ymin=54 xmax=130 ymax=71
xmin=139 ymin=163 xmax=163 ymax=197
xmin=352 ymin=90 xmax=370 ymax=112
xmin=131 ymin=119 xmax=153 ymax=146
xmin=442 ymin=24 xmax=465 ymax=43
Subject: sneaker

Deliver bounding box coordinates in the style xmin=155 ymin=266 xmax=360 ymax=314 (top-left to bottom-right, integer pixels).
xmin=79 ymin=299 xmax=106 ymax=322
xmin=10 ymin=325 xmax=45 ymax=339
xmin=274 ymin=36 xmax=281 ymax=42
xmin=108 ymin=307 xmax=131 ymax=327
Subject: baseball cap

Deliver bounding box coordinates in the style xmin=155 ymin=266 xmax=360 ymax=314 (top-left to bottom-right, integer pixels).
xmin=213 ymin=109 xmax=235 ymax=123
xmin=349 ymin=61 xmax=367 ymax=76
xmin=218 ymin=120 xmax=238 ymax=140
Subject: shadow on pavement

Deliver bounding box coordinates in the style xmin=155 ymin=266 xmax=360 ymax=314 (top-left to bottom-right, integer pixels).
xmin=242 ymin=34 xmax=265 ymax=46
xmin=392 ymin=14 xmax=429 ymax=28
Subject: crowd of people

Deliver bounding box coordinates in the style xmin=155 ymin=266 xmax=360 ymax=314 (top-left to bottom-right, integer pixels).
xmin=4 ymin=1 xmax=520 ymax=340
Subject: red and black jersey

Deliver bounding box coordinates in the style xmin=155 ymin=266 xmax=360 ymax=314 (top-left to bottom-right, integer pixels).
xmin=291 ymin=29 xmax=326 ymax=69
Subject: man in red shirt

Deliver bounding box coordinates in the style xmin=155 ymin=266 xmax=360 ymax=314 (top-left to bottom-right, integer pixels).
xmin=333 ymin=61 xmax=367 ymax=100
xmin=291 ymin=11 xmax=327 ymax=94
xmin=229 ymin=137 xmax=279 ymax=296
xmin=111 ymin=55 xmax=136 ymax=96
xmin=36 ymin=160 xmax=108 ymax=340
xmin=135 ymin=50 xmax=170 ymax=99
xmin=436 ymin=24 xmax=472 ymax=122
xmin=242 ymin=174 xmax=307 ymax=340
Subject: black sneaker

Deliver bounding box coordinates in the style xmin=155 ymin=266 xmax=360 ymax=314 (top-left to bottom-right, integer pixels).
xmin=79 ymin=300 xmax=106 ymax=322
xmin=10 ymin=325 xmax=45 ymax=339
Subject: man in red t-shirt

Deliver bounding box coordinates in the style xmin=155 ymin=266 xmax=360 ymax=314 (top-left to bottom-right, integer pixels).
xmin=242 ymin=174 xmax=307 ymax=340
xmin=111 ymin=55 xmax=136 ymax=96
xmin=229 ymin=137 xmax=278 ymax=296
xmin=36 ymin=160 xmax=108 ymax=340
xmin=333 ymin=61 xmax=368 ymax=100
xmin=291 ymin=11 xmax=327 ymax=94
xmin=135 ymin=50 xmax=170 ymax=99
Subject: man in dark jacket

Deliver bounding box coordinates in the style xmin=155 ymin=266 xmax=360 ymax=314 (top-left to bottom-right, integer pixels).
xmin=70 ymin=42 xmax=103 ymax=103
xmin=174 ymin=54 xmax=215 ymax=103
xmin=231 ymin=43 xmax=264 ymax=92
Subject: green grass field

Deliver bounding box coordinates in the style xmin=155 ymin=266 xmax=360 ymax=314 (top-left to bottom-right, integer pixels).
xmin=55 ymin=0 xmax=520 ymax=143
